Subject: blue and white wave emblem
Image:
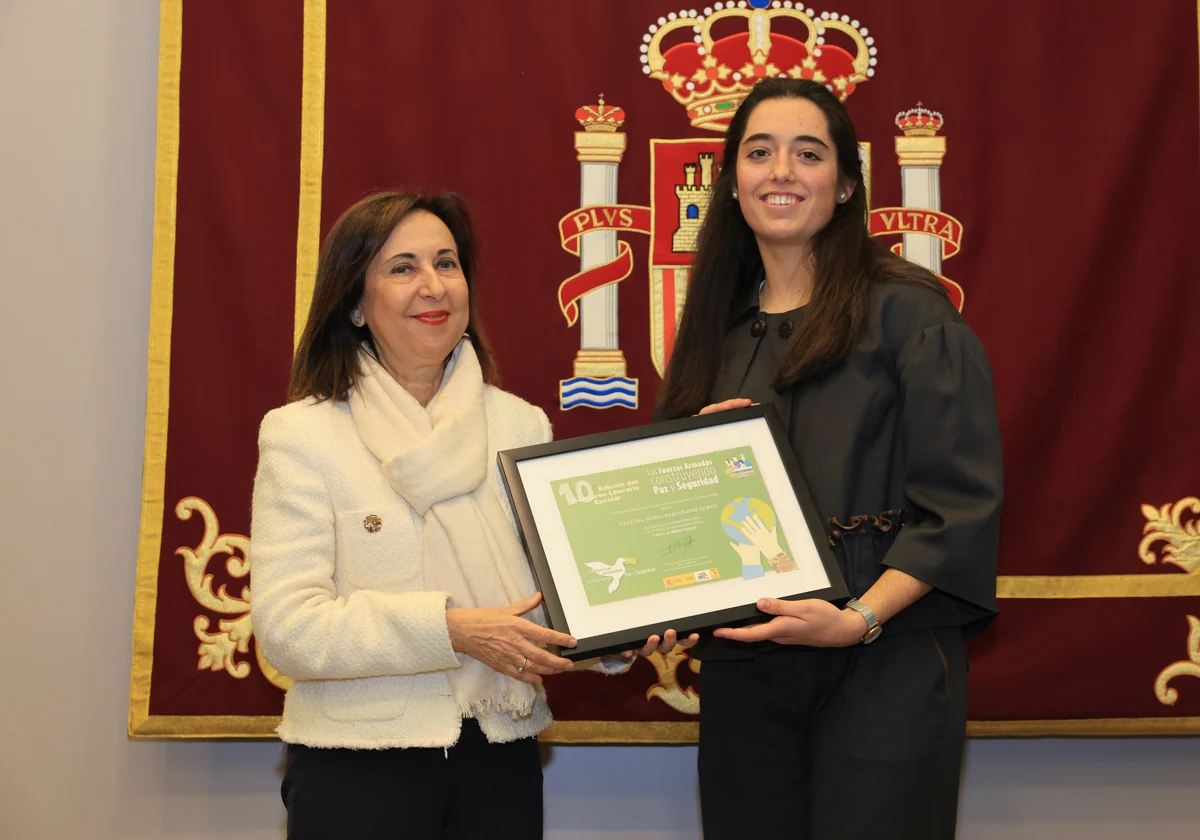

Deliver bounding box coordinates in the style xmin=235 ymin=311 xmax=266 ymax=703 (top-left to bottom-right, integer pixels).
xmin=559 ymin=376 xmax=638 ymax=410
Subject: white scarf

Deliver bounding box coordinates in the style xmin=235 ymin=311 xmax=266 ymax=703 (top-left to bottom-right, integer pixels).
xmin=348 ymin=340 xmax=540 ymax=720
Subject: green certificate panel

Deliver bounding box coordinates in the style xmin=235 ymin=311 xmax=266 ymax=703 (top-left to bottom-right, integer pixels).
xmin=551 ymin=447 xmax=803 ymax=607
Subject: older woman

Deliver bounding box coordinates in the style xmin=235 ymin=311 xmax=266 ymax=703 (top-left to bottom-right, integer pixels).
xmin=250 ymin=191 xmax=651 ymax=839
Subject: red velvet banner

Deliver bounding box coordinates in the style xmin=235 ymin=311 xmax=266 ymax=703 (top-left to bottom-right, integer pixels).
xmin=130 ymin=0 xmax=1200 ymax=740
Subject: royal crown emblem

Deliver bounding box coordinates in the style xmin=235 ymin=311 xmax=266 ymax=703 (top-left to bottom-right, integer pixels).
xmin=640 ymin=3 xmax=877 ymax=131
xmin=575 ymin=97 xmax=627 ymax=133
xmin=895 ymin=104 xmax=943 ymax=136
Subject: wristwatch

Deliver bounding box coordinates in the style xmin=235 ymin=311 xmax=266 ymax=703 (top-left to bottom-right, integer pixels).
xmin=845 ymin=598 xmax=882 ymax=644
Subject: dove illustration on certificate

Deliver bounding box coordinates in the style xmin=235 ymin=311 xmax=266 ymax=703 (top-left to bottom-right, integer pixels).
xmin=583 ymin=556 xmax=637 ymax=593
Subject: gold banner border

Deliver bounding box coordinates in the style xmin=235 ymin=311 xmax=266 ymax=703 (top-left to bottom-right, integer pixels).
xmin=128 ymin=0 xmax=183 ymax=738
xmin=128 ymin=716 xmax=1200 ymax=742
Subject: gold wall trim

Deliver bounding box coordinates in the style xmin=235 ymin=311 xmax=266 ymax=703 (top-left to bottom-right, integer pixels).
xmin=129 ymin=715 xmax=282 ymax=739
xmin=546 ymin=719 xmax=1200 ymax=742
xmin=128 ymin=0 xmax=184 ymax=738
xmin=968 ymin=717 xmax=1200 ymax=737
xmin=293 ymin=0 xmax=327 ymax=348
xmin=997 ymin=574 xmax=1200 ymax=599
xmin=127 ymin=714 xmax=1200 ymax=741
xmin=541 ymin=720 xmax=699 ymax=744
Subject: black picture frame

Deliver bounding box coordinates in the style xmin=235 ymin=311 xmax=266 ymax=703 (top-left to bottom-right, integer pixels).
xmin=497 ymin=404 xmax=848 ymax=660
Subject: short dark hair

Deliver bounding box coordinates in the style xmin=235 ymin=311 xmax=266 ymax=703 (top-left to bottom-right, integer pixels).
xmin=288 ymin=191 xmax=499 ymax=402
xmin=658 ymin=78 xmax=945 ymax=418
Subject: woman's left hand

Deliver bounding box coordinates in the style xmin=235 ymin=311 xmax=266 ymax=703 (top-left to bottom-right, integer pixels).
xmin=619 ymin=628 xmax=700 ymax=660
xmin=712 ymin=598 xmax=866 ymax=647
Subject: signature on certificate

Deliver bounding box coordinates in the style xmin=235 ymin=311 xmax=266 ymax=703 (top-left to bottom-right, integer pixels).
xmin=662 ymin=535 xmax=697 ymax=557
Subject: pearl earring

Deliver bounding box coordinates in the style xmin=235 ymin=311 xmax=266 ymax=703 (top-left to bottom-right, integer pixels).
xmin=838 ymin=193 xmax=846 ymax=202
xmin=732 ymin=187 xmax=739 ymax=199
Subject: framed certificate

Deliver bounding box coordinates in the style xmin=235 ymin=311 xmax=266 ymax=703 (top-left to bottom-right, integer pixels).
xmin=497 ymin=405 xmax=848 ymax=660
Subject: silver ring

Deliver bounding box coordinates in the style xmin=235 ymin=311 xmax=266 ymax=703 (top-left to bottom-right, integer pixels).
xmin=517 ymin=656 xmax=528 ymax=673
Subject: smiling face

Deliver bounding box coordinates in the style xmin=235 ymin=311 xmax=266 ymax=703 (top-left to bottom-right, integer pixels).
xmin=352 ymin=209 xmax=470 ymax=380
xmin=734 ymin=97 xmax=851 ymax=251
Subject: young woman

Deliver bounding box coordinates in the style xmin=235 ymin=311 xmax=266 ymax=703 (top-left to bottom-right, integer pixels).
xmin=657 ymin=79 xmax=1003 ymax=839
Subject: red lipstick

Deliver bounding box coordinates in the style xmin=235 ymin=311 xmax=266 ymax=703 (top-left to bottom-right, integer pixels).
xmin=413 ymin=310 xmax=449 ymax=326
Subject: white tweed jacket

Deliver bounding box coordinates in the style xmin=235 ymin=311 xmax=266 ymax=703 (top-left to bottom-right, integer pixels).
xmin=249 ymin=386 xmax=554 ymax=749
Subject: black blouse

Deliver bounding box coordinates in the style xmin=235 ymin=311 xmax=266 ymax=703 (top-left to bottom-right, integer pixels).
xmin=682 ymin=280 xmax=1003 ymax=659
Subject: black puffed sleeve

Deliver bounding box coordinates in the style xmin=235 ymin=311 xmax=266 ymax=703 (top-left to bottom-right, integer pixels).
xmin=881 ymin=319 xmax=1003 ymax=621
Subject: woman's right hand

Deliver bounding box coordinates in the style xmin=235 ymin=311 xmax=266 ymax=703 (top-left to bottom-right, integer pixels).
xmin=446 ymin=592 xmax=577 ymax=685
xmin=697 ymin=398 xmax=753 ymax=415
xmin=618 ymin=628 xmax=700 ymax=660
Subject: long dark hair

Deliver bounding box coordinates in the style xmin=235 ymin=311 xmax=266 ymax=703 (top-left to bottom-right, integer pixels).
xmin=288 ymin=191 xmax=499 ymax=402
xmin=658 ymin=78 xmax=946 ymax=418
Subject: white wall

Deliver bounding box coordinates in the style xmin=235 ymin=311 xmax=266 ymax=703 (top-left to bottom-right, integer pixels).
xmin=0 ymin=2 xmax=1196 ymax=838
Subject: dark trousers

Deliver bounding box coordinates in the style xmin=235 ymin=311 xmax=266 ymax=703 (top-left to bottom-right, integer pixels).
xmin=281 ymin=719 xmax=543 ymax=840
xmin=698 ymin=628 xmax=969 ymax=840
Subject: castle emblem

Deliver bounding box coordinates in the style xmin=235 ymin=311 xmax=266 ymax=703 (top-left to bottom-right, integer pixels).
xmin=672 ymin=153 xmax=716 ymax=253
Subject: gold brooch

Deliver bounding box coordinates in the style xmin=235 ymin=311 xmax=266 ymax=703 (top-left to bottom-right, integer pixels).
xmin=363 ymin=514 xmax=383 ymax=533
